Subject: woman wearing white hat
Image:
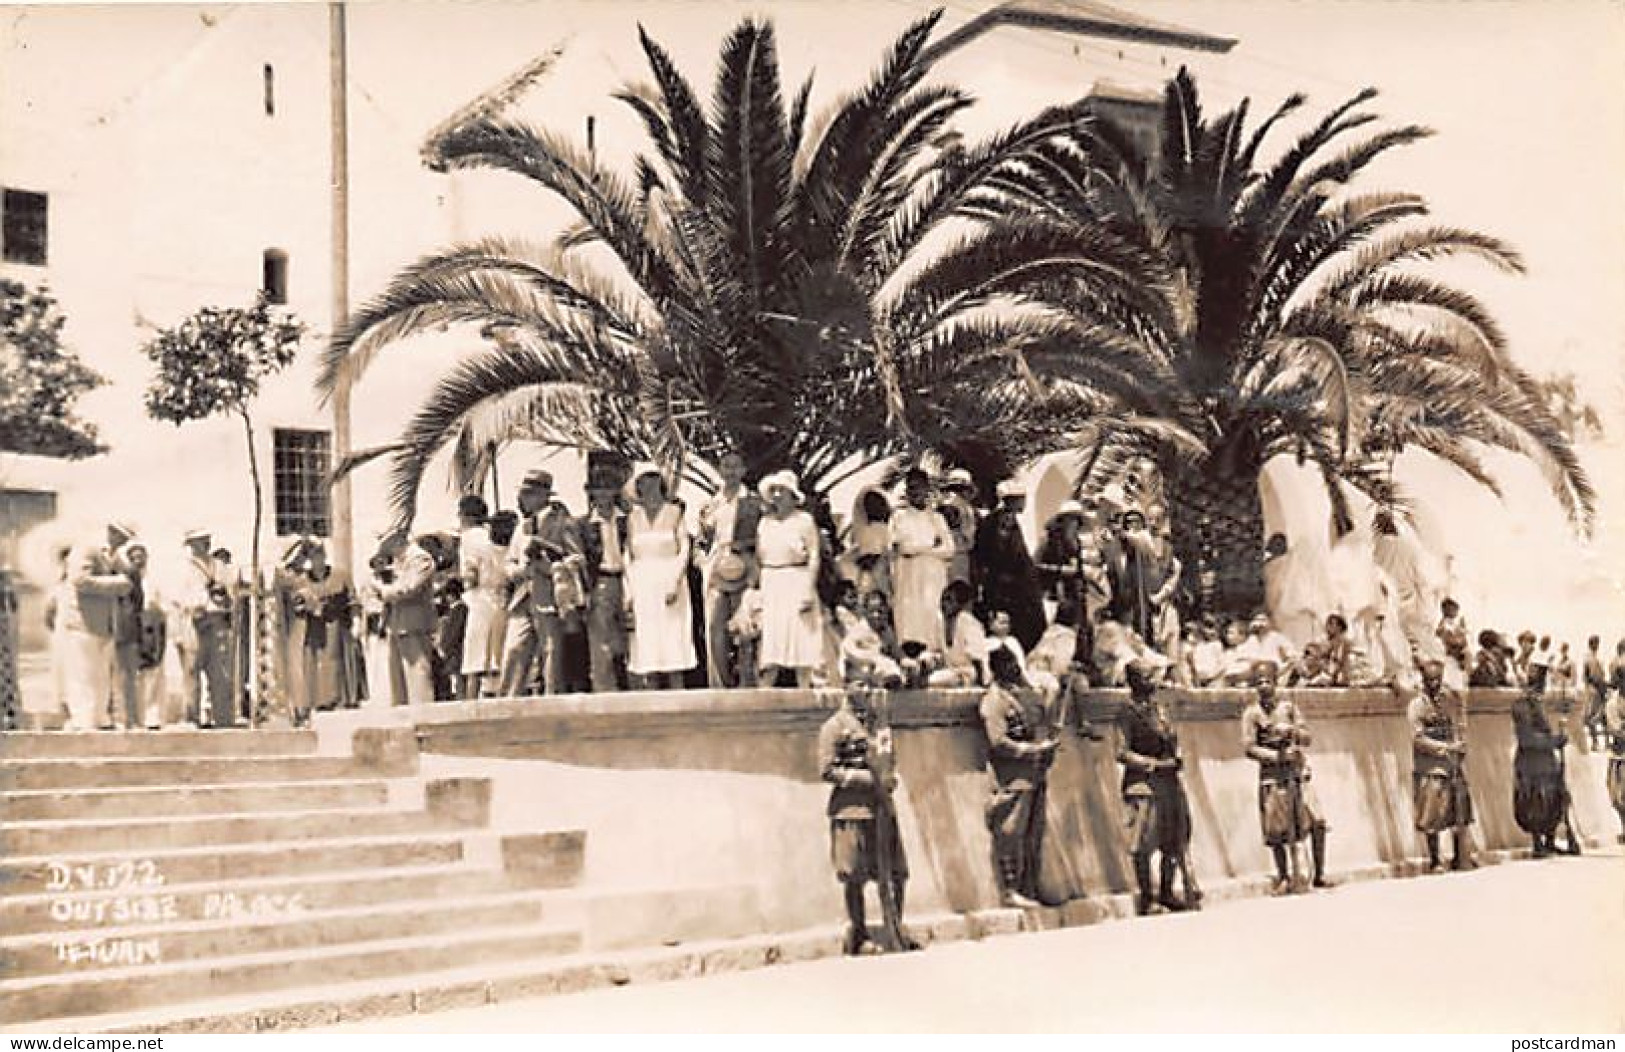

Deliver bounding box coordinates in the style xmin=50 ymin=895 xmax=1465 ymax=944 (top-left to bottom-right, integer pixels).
xmin=624 ymin=464 xmax=696 ymax=687
xmin=756 ymin=471 xmax=825 ymax=687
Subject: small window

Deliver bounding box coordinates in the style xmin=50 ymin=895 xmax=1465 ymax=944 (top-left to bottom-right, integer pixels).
xmin=263 ymin=63 xmax=275 ymax=116
xmin=262 ymin=248 xmax=288 ymax=305
xmin=272 ymin=428 xmax=332 ymax=538
xmin=2 ymin=189 xmax=49 ymax=266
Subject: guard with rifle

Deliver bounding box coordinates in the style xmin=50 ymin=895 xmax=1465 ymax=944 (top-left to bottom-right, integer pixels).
xmin=1407 ymin=658 xmax=1478 ymax=872
xmin=1605 ymin=675 xmax=1625 ymax=845
xmin=817 ymin=683 xmax=921 ymax=956
xmin=1116 ymin=660 xmax=1199 ymax=915
xmin=981 ymin=646 xmax=1058 ymax=909
xmin=1240 ymin=660 xmax=1333 ymax=894
xmin=1511 ymin=661 xmax=1580 ymax=857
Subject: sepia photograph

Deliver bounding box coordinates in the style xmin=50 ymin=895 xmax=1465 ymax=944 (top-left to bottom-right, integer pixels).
xmin=1 ymin=0 xmax=1622 ymax=1036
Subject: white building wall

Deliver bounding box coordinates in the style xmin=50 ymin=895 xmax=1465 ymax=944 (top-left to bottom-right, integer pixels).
xmin=2 ymin=1 xmax=1224 ymax=602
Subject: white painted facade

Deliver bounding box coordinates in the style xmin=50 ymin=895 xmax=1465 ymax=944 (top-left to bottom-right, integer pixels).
xmin=1 ymin=1 xmax=1233 ymax=631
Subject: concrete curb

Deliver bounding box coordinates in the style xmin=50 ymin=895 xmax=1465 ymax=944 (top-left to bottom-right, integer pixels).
xmin=60 ymin=838 xmax=1607 ymax=1035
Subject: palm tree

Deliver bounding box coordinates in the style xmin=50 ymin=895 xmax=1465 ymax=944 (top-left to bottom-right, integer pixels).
xmin=968 ymin=68 xmax=1593 ymax=615
xmin=319 ymin=11 xmax=1160 ymax=521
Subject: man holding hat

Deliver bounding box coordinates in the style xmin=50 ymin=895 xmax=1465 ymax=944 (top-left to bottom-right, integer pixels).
xmin=499 ymin=468 xmax=584 ymax=697
xmin=59 ymin=521 xmax=136 ymax=730
xmin=176 ymin=529 xmax=235 ymax=727
xmin=972 ymin=479 xmax=1045 ymax=651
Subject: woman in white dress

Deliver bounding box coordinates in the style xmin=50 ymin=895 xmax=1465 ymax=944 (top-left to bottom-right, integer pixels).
xmin=456 ymin=496 xmax=509 ymax=699
xmin=888 ymin=468 xmax=952 ymax=651
xmin=624 ymin=465 xmax=696 ymax=688
xmin=756 ymin=470 xmax=825 ymax=687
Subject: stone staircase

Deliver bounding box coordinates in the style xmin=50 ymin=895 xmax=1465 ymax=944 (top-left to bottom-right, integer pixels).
xmin=0 ymin=726 xmax=591 ymax=1032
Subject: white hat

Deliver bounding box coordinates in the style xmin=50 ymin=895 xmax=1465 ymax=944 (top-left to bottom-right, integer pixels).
xmin=758 ymin=469 xmax=805 ymax=505
xmin=944 ymin=468 xmax=974 ymax=490
xmin=995 ymin=479 xmax=1024 ymax=499
xmin=1052 ymin=499 xmax=1086 ymax=520
xmin=183 ymin=528 xmax=212 ymax=546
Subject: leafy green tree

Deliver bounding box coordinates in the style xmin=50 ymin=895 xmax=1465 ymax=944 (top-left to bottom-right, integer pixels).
xmin=0 ymin=279 xmax=105 ymax=460
xmin=318 ymin=12 xmax=1160 ymax=523
xmin=142 ymin=295 xmax=305 ymax=719
xmin=981 ymin=69 xmax=1592 ymax=614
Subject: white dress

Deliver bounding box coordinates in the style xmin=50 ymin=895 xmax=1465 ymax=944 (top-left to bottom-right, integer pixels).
xmin=889 ymin=505 xmax=951 ymax=650
xmin=626 ymin=503 xmax=696 ymax=675
xmin=458 ymin=526 xmax=508 ymax=676
xmin=756 ymin=511 xmax=825 ymax=671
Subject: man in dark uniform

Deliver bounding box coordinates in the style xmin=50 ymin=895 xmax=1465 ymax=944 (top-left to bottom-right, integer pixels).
xmin=1408 ymin=658 xmax=1477 ymax=872
xmin=1240 ymin=660 xmax=1333 ymax=893
xmin=1511 ymin=663 xmax=1579 ymax=857
xmin=817 ymin=686 xmax=918 ymax=955
xmin=980 ymin=646 xmax=1058 ymax=908
xmin=1116 ymin=660 xmax=1197 ymax=915
xmin=1605 ymin=680 xmax=1625 ymax=845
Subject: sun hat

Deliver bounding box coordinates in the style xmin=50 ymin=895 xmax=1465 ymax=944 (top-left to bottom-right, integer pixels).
xmin=758 ymin=469 xmax=805 ymax=505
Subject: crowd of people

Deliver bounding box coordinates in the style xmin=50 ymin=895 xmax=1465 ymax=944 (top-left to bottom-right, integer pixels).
xmin=34 ymin=458 xmax=1625 ymax=737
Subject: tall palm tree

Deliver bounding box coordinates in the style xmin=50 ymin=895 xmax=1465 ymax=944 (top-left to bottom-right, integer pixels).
xmin=967 ymin=68 xmax=1593 ymax=615
xmin=319 ymin=11 xmax=1160 ymax=522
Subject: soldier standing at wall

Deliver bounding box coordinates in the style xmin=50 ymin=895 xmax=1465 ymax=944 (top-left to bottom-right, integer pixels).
xmin=1511 ymin=663 xmax=1580 ymax=857
xmin=980 ymin=646 xmax=1058 ymax=908
xmin=1115 ymin=660 xmax=1197 ymax=915
xmin=1605 ymin=677 xmax=1625 ymax=844
xmin=1408 ymin=658 xmax=1478 ymax=872
xmin=816 ymin=686 xmax=919 ymax=955
xmin=1240 ymin=660 xmax=1333 ymax=893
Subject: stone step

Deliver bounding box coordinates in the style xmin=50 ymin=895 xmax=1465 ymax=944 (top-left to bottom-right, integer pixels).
xmin=1 ymin=862 xmax=513 ymax=937
xmin=4 ymin=890 xmax=576 ymax=978
xmin=0 ymin=833 xmax=473 ymax=897
xmin=0 ymin=922 xmax=584 ymax=1025
xmin=1 ymin=805 xmax=475 ymax=856
xmin=0 ymin=778 xmax=394 ymax=821
xmin=0 ymin=753 xmax=408 ymax=792
xmin=0 ymin=730 xmax=318 ymax=760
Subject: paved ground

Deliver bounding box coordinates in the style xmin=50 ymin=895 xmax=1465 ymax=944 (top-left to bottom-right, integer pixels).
xmin=327 ymin=850 xmax=1625 ymax=1033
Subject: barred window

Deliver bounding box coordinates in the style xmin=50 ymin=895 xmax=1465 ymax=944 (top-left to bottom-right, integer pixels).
xmin=272 ymin=428 xmax=331 ymax=538
xmin=2 ymin=189 xmax=48 ymax=266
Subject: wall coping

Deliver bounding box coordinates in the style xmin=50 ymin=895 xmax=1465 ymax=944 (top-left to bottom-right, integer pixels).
xmin=395 ymin=686 xmax=1567 ymax=746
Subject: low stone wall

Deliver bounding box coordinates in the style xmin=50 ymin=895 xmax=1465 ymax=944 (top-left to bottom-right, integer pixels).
xmin=397 ymin=687 xmax=1618 ymax=938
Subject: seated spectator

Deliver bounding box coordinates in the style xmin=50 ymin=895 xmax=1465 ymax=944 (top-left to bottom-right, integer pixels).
xmin=926 ymin=581 xmax=988 ymax=688
xmin=1289 ymin=642 xmax=1334 ymax=687
xmin=1218 ymin=613 xmax=1295 ymax=686
xmin=1470 ymin=630 xmax=1513 ymax=687
xmin=839 ymin=592 xmax=903 ymax=688
xmin=1322 ymin=613 xmax=1379 ymax=688
xmin=988 ymin=608 xmax=1060 ymax=701
xmin=1185 ymin=615 xmax=1227 ymax=687
xmin=1091 ymin=606 xmax=1169 ymax=687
